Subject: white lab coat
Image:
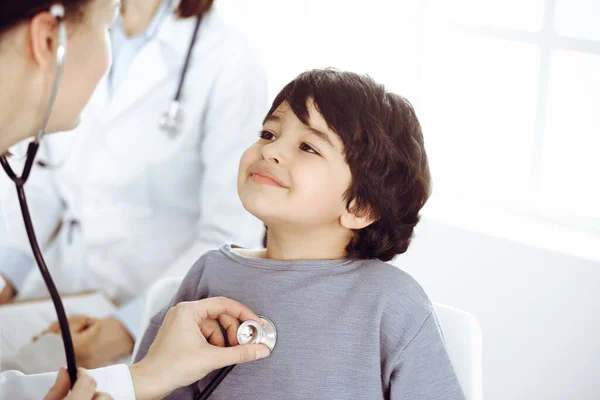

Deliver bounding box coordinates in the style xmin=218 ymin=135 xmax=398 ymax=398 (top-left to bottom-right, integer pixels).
xmin=0 ymin=364 xmax=135 ymax=400
xmin=1 ymin=7 xmax=266 ymax=305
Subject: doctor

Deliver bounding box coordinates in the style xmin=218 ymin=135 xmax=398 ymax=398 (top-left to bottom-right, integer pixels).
xmin=0 ymin=0 xmax=271 ymax=398
xmin=0 ymin=0 xmax=266 ymax=367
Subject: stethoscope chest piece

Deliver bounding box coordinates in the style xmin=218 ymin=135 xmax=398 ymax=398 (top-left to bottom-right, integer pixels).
xmin=237 ymin=316 xmax=277 ymax=351
xmin=159 ymin=100 xmax=182 ymax=138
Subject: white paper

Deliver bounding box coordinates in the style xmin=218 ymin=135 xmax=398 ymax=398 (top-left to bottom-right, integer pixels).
xmin=0 ymin=333 xmax=66 ymax=373
xmin=0 ymin=292 xmax=116 ymax=365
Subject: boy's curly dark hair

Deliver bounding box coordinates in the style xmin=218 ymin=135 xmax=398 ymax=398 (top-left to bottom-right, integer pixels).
xmin=265 ymin=69 xmax=431 ymax=261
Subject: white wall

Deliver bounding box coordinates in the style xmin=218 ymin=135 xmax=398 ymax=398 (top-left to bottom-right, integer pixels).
xmin=395 ymin=218 xmax=600 ymax=400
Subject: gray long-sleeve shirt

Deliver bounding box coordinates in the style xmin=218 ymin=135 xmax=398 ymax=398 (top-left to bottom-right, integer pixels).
xmin=134 ymin=245 xmax=466 ymax=399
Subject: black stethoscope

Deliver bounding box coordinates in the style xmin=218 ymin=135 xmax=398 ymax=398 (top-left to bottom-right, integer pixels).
xmin=1 ymin=4 xmax=276 ymax=397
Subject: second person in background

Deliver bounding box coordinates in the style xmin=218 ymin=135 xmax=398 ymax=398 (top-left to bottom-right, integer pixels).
xmin=0 ymin=0 xmax=267 ymax=368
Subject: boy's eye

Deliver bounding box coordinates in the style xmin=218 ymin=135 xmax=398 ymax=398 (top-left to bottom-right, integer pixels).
xmin=300 ymin=143 xmax=319 ymax=155
xmin=259 ymin=131 xmax=276 ymax=141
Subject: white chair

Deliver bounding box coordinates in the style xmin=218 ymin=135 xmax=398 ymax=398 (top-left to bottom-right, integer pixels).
xmin=134 ymin=277 xmax=483 ymax=400
xmin=132 ymin=276 xmax=183 ymax=359
xmin=433 ymin=302 xmax=483 ymax=400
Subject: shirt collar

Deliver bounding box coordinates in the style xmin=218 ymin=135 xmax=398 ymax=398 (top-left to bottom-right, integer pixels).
xmin=144 ymin=0 xmax=171 ymax=40
xmin=112 ymin=0 xmax=171 ymax=42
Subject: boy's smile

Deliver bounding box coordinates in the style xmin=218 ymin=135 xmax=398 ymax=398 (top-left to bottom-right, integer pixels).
xmin=248 ymin=165 xmax=289 ymax=188
xmin=237 ymin=100 xmax=352 ymax=230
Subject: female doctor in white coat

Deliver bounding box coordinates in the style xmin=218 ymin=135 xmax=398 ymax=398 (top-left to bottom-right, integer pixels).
xmin=0 ymin=0 xmax=267 ymax=367
xmin=0 ymin=0 xmax=271 ymax=398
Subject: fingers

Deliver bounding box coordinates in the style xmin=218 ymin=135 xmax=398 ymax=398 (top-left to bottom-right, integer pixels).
xmin=205 ymin=343 xmax=271 ymax=370
xmin=172 ymin=297 xmax=265 ymax=348
xmin=185 ymin=297 xmax=261 ymax=325
xmin=66 ymin=368 xmax=97 ymax=399
xmin=72 ymin=321 xmax=101 ymax=355
xmin=200 ymin=319 xmax=225 ymax=347
xmin=43 ymin=367 xmax=70 ymax=400
xmin=44 ymin=321 xmax=61 ymax=335
xmin=92 ymin=393 xmax=113 ymax=400
xmin=74 ymin=319 xmax=101 ymax=341
xmin=71 ymin=321 xmax=101 ymax=367
xmin=218 ymin=313 xmax=241 ymax=346
xmin=69 ymin=316 xmax=93 ymax=333
xmin=45 ymin=368 xmax=112 ymax=400
xmin=44 ymin=315 xmax=92 ymax=336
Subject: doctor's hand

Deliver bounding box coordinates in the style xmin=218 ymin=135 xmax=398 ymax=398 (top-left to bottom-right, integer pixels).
xmin=39 ymin=315 xmax=134 ymax=369
xmin=129 ymin=297 xmax=271 ymax=400
xmin=44 ymin=367 xmax=112 ymax=400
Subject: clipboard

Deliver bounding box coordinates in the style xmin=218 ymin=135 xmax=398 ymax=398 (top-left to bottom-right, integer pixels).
xmin=0 ymin=291 xmax=117 ymax=362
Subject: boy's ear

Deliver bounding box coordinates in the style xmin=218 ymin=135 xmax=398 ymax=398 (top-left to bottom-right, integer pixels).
xmin=340 ymin=200 xmax=377 ymax=230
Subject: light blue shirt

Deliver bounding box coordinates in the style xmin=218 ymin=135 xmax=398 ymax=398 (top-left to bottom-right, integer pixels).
xmin=0 ymin=1 xmax=171 ymax=341
xmin=107 ymin=0 xmax=171 ymax=98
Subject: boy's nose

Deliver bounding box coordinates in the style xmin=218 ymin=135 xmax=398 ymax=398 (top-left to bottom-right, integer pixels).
xmin=261 ymin=142 xmax=284 ymax=164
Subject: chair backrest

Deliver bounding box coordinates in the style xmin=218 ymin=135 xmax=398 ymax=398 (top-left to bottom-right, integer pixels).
xmin=132 ymin=276 xmax=184 ymax=359
xmin=433 ymin=302 xmax=483 ymax=400
xmin=133 ymin=277 xmax=483 ymax=400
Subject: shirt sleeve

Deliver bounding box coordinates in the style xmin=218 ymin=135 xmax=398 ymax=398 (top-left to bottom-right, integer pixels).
xmin=389 ymin=312 xmax=467 ymax=400
xmin=0 ymin=364 xmax=135 ymax=400
xmin=0 ymin=201 xmax=32 ymax=292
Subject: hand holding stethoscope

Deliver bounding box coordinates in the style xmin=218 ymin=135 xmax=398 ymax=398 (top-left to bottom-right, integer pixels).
xmin=43 ymin=297 xmax=272 ymax=400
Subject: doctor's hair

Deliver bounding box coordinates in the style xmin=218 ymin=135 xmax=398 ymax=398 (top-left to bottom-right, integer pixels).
xmin=265 ymin=69 xmax=431 ymax=262
xmin=176 ymin=0 xmax=214 ymax=18
xmin=0 ymin=0 xmax=88 ymax=34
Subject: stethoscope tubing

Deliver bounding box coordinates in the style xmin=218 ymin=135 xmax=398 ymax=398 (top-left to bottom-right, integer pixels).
xmin=0 ymin=143 xmax=78 ymax=386
xmin=0 ymin=4 xmax=78 ymax=386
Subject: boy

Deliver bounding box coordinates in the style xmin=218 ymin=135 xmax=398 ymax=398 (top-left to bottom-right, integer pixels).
xmin=134 ymin=69 xmax=466 ymax=399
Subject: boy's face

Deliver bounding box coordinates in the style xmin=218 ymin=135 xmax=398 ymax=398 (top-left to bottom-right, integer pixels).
xmin=238 ymin=100 xmax=352 ymax=230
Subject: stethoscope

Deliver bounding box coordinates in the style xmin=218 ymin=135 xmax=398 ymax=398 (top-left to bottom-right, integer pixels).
xmin=195 ymin=316 xmax=277 ymax=400
xmin=158 ymin=7 xmax=203 ymax=137
xmin=0 ymin=3 xmax=277 ymax=396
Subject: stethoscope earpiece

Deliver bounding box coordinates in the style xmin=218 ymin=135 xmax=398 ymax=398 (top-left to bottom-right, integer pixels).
xmin=49 ymin=4 xmax=65 ymax=18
